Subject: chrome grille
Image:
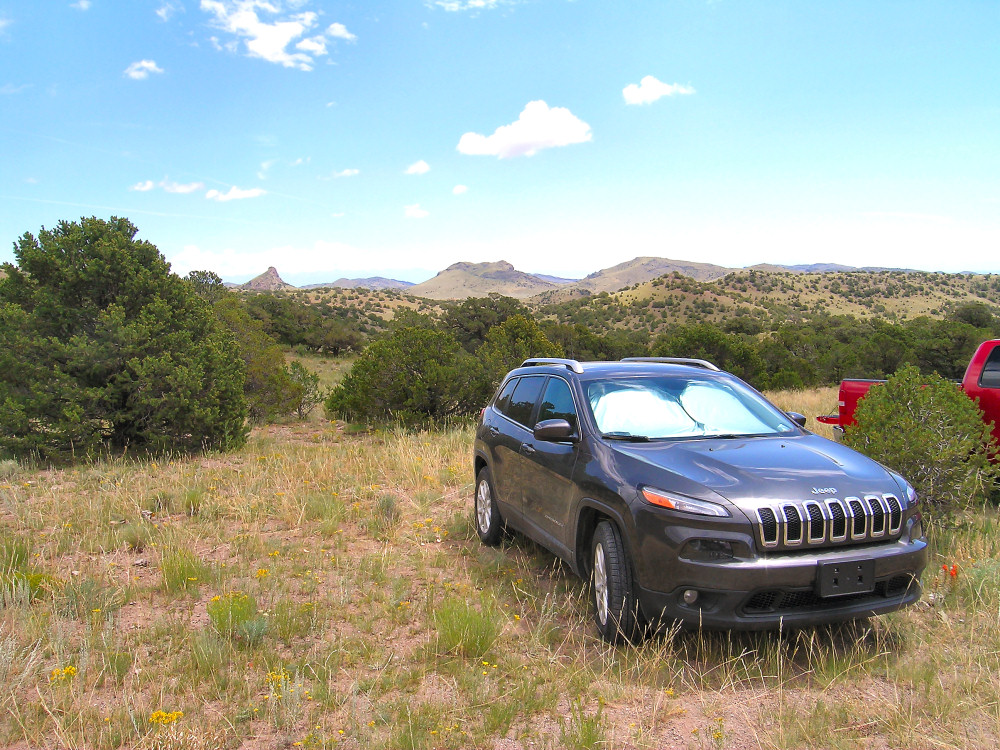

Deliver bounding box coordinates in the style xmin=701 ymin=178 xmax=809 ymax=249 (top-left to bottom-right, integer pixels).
xmin=804 ymin=501 xmax=825 ymax=543
xmin=755 ymin=493 xmax=905 ymax=549
xmin=885 ymin=494 xmax=903 ymax=534
xmin=847 ymin=498 xmax=867 ymax=539
xmin=783 ymin=504 xmax=803 ymax=545
xmin=867 ymin=495 xmax=887 ymax=537
xmin=757 ymin=507 xmax=779 ymax=547
xmin=828 ymin=499 xmax=847 ymax=541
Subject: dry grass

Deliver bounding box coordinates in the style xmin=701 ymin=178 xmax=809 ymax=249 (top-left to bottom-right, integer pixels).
xmin=0 ymin=389 xmax=996 ymax=748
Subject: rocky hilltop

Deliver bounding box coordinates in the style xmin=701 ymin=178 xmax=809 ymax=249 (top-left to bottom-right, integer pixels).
xmin=241 ymin=266 xmax=294 ymax=291
xmin=408 ymin=260 xmax=559 ymax=300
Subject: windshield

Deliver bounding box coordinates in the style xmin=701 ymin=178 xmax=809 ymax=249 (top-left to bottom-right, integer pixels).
xmin=586 ymin=375 xmax=798 ymax=439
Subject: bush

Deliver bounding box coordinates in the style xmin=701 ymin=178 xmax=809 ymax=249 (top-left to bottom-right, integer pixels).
xmin=478 ymin=314 xmax=562 ymax=383
xmin=325 ymin=326 xmax=481 ymax=425
xmin=0 ymin=217 xmax=247 ymax=459
xmin=288 ymin=361 xmax=324 ymax=419
xmin=214 ymin=298 xmax=302 ymax=423
xmin=844 ymin=365 xmax=999 ymax=514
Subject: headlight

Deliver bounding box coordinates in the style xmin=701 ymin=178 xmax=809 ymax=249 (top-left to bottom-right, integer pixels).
xmin=640 ymin=487 xmax=731 ymax=517
xmin=903 ymin=481 xmax=918 ymax=508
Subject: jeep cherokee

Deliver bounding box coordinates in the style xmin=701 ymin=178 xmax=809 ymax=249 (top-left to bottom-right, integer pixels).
xmin=472 ymin=357 xmax=927 ymax=643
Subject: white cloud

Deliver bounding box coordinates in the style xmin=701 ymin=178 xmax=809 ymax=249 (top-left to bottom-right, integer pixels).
xmin=70 ymin=1 xmax=92 ymax=10
xmin=405 ymin=160 xmax=431 ymax=175
xmin=129 ymin=180 xmax=156 ymax=192
xmin=457 ymin=100 xmax=591 ymax=159
xmin=200 ymin=1 xmax=355 ymax=71
xmin=332 ymin=168 xmax=359 ymax=178
xmin=206 ymin=186 xmax=267 ymax=201
xmin=296 ymin=35 xmax=327 ymax=55
xmin=327 ymin=22 xmax=356 ymax=41
xmin=622 ymin=75 xmax=695 ymax=105
xmin=156 ymin=2 xmax=183 ymax=21
xmin=428 ymin=0 xmax=502 ymax=11
xmin=404 ymin=203 xmax=429 ymax=219
xmin=0 ymin=83 xmax=30 ymax=95
xmin=124 ymin=60 xmax=164 ymax=80
xmin=257 ymin=159 xmax=278 ymax=179
xmin=161 ymin=180 xmax=205 ymax=194
xmin=0 ymin=18 xmax=11 ymax=33
xmin=453 ymin=184 xmax=468 ymax=195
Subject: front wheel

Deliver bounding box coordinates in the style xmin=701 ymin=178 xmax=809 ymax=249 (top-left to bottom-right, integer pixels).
xmin=591 ymin=520 xmax=644 ymax=644
xmin=474 ymin=467 xmax=503 ymax=546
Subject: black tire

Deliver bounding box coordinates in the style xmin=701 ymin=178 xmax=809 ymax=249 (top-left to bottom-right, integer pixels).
xmin=474 ymin=467 xmax=504 ymax=546
xmin=591 ymin=520 xmax=645 ymax=644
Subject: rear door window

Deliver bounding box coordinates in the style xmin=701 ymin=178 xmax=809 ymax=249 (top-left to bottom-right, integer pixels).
xmin=506 ymin=376 xmax=545 ymax=427
xmin=494 ymin=378 xmax=519 ymax=416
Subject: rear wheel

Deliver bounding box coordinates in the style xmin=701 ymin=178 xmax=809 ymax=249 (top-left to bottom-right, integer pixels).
xmin=474 ymin=467 xmax=503 ymax=546
xmin=591 ymin=520 xmax=644 ymax=644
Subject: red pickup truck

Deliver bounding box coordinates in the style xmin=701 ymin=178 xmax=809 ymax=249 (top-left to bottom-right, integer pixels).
xmin=818 ymin=340 xmax=1000 ymax=445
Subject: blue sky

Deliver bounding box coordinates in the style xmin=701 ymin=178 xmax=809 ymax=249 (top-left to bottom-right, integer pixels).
xmin=2 ymin=1 xmax=998 ymax=285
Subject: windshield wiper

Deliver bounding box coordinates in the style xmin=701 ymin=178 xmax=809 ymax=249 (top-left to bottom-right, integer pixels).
xmin=602 ymin=432 xmax=651 ymax=442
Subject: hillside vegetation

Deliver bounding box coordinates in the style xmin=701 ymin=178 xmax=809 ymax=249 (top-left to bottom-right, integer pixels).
xmin=540 ymin=269 xmax=1000 ymax=336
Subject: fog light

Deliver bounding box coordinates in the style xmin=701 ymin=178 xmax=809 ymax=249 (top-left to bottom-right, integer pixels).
xmin=682 ymin=589 xmax=699 ymax=605
xmin=684 ymin=539 xmax=735 ymax=561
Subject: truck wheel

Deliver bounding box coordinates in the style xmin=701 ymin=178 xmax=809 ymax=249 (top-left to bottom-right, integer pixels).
xmin=591 ymin=520 xmax=644 ymax=644
xmin=474 ymin=467 xmax=504 ymax=546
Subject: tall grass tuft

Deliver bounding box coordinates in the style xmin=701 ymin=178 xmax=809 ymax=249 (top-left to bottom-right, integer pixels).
xmin=433 ymin=596 xmax=501 ymax=658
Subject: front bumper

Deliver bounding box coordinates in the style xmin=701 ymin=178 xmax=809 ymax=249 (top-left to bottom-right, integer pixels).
xmin=634 ymin=528 xmax=928 ymax=630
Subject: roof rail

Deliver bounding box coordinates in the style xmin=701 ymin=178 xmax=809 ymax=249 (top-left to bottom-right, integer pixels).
xmin=521 ymin=357 xmax=584 ymax=374
xmin=620 ymin=357 xmax=720 ymax=372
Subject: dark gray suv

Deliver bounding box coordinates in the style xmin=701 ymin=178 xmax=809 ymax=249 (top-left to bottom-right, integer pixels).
xmin=472 ymin=357 xmax=927 ymax=642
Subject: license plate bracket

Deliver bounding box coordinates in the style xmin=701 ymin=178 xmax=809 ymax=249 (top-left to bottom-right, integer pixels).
xmin=816 ymin=559 xmax=876 ymax=598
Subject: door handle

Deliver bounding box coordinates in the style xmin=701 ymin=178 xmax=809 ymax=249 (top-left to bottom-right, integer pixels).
xmin=487 ymin=425 xmax=500 ymax=437
xmin=520 ymin=444 xmax=537 ymax=456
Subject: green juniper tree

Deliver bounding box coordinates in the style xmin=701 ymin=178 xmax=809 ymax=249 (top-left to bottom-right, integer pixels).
xmin=0 ymin=217 xmax=248 ymax=459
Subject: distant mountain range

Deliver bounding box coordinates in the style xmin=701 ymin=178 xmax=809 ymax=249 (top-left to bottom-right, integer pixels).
xmin=240 ymin=267 xmax=413 ymax=292
xmin=235 ymin=257 xmax=920 ymax=299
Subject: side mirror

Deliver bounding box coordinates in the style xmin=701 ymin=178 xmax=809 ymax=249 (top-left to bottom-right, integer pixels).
xmin=533 ymin=418 xmax=577 ymax=442
xmin=787 ymin=412 xmax=807 ymax=428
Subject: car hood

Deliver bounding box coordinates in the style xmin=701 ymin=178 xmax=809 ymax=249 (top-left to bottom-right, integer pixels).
xmin=612 ymin=433 xmax=899 ymax=510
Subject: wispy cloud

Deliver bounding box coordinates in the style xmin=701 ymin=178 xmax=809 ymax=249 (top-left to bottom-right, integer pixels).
xmin=162 ymin=180 xmax=205 ymax=194
xmin=453 ymin=184 xmax=468 ymax=195
xmin=405 ymin=160 xmax=431 ymax=175
xmin=332 ymin=168 xmax=359 ymax=178
xmin=622 ymin=75 xmax=695 ymax=105
xmin=0 ymin=83 xmax=31 ymax=95
xmin=427 ymin=0 xmax=503 ymax=11
xmin=124 ymin=60 xmax=164 ymax=80
xmin=129 ymin=180 xmax=156 ymax=192
xmin=70 ymin=1 xmax=92 ymax=10
xmin=200 ymin=1 xmax=356 ymax=71
xmin=405 ymin=203 xmax=429 ymax=218
xmin=257 ymin=159 xmax=278 ymax=180
xmin=457 ymin=100 xmax=591 ymax=159
xmin=156 ymin=2 xmax=183 ymax=21
xmin=206 ymin=186 xmax=267 ymax=201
